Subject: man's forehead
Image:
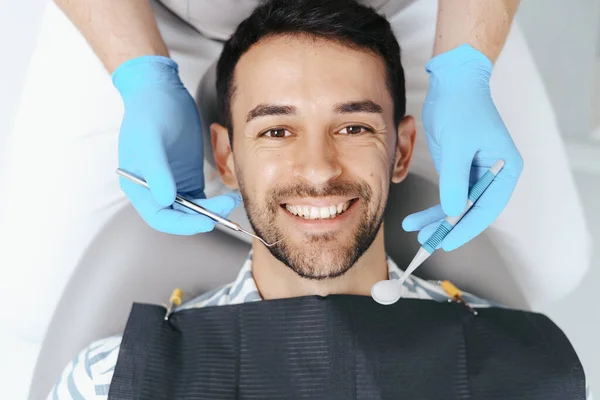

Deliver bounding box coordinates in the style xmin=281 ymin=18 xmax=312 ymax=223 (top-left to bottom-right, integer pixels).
xmin=231 ymin=35 xmax=391 ymax=115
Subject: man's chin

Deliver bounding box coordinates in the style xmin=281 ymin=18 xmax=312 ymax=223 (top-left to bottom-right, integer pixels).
xmin=268 ymin=237 xmax=358 ymax=280
xmin=284 ymin=257 xmax=354 ymax=280
xmin=274 ymin=225 xmax=354 ymax=250
xmin=246 ymin=198 xmax=383 ymax=280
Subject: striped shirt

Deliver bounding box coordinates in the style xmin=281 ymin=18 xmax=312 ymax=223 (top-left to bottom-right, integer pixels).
xmin=49 ymin=251 xmax=591 ymax=400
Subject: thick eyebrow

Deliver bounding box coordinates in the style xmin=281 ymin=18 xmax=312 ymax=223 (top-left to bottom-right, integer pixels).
xmin=245 ymin=100 xmax=383 ymax=123
xmin=246 ymin=104 xmax=297 ymax=122
xmin=333 ymin=100 xmax=383 ymax=114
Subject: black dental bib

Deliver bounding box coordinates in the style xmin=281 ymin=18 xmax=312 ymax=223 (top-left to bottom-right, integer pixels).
xmin=108 ymin=295 xmax=584 ymax=400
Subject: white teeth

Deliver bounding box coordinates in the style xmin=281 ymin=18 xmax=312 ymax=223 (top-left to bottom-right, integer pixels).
xmin=319 ymin=208 xmax=329 ymax=219
xmin=310 ymin=208 xmax=320 ymax=219
xmin=284 ymin=200 xmax=353 ymax=220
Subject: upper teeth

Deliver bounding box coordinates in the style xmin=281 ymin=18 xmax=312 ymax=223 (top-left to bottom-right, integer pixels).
xmin=285 ymin=201 xmax=351 ymax=219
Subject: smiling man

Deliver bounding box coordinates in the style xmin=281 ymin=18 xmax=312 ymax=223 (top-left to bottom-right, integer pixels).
xmin=210 ymin=26 xmax=414 ymax=298
xmin=48 ymin=0 xmax=591 ymax=399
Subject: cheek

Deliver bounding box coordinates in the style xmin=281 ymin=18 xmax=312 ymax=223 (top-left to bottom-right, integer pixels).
xmin=342 ymin=143 xmax=390 ymax=177
xmin=388 ymin=134 xmax=397 ymax=159
xmin=344 ymin=146 xmax=393 ymax=200
xmin=261 ymin=159 xmax=284 ymax=183
xmin=240 ymin=150 xmax=287 ymax=198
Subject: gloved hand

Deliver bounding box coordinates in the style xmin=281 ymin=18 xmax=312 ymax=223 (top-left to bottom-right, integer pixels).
xmin=403 ymin=44 xmax=524 ymax=251
xmin=113 ymin=56 xmax=241 ymax=235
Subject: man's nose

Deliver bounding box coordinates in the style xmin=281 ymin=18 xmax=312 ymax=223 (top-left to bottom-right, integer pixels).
xmin=292 ymin=136 xmax=343 ymax=185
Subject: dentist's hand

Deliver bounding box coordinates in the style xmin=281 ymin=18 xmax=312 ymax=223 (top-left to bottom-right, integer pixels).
xmin=114 ymin=56 xmax=241 ymax=235
xmin=403 ymin=44 xmax=523 ymax=251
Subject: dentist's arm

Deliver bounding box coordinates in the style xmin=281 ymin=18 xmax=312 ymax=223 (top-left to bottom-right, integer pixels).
xmin=403 ymin=0 xmax=524 ymax=251
xmin=54 ymin=0 xmax=168 ymax=73
xmin=433 ymin=0 xmax=520 ymax=63
xmin=54 ymin=0 xmax=241 ymax=235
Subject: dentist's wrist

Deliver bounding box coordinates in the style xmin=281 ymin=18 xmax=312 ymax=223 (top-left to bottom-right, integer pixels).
xmin=426 ymin=44 xmax=492 ymax=76
xmin=112 ymin=55 xmax=182 ymax=97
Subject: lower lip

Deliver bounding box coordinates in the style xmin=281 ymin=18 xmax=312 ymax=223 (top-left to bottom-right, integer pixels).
xmin=280 ymin=199 xmax=359 ymax=232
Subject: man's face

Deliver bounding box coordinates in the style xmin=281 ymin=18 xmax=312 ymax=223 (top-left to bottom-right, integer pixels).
xmin=213 ymin=35 xmax=413 ymax=280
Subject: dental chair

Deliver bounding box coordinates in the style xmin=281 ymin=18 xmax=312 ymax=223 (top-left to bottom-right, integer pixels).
xmin=11 ymin=0 xmax=594 ymax=397
xmin=28 ymin=59 xmax=534 ymax=400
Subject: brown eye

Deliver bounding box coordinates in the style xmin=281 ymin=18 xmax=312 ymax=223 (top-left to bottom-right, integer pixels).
xmin=263 ymin=128 xmax=289 ymax=138
xmin=339 ymin=125 xmax=372 ymax=135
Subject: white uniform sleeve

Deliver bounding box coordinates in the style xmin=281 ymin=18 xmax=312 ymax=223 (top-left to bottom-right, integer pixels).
xmin=47 ymin=336 xmax=122 ymax=400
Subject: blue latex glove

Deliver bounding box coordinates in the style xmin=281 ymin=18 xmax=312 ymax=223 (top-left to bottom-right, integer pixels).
xmin=403 ymin=44 xmax=523 ymax=251
xmin=113 ymin=56 xmax=241 ymax=235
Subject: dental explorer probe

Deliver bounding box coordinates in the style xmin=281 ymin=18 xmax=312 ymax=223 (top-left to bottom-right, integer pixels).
xmin=115 ymin=168 xmax=281 ymax=247
xmin=371 ymin=159 xmax=505 ymax=305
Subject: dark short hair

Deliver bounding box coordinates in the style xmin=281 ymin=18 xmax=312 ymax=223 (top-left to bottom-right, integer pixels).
xmin=215 ymin=0 xmax=406 ymax=144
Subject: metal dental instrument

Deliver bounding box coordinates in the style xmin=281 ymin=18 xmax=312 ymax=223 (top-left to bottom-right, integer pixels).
xmin=164 ymin=288 xmax=183 ymax=320
xmin=371 ymin=159 xmax=505 ymax=305
xmin=440 ymin=280 xmax=478 ymax=316
xmin=116 ymin=168 xmax=281 ymax=247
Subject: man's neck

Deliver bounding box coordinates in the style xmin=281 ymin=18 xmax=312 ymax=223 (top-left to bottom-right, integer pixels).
xmin=251 ymin=229 xmax=388 ymax=300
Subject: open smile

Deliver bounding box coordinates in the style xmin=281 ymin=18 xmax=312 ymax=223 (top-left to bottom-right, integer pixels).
xmin=279 ymin=198 xmax=359 ymax=231
xmin=282 ymin=198 xmax=358 ymax=220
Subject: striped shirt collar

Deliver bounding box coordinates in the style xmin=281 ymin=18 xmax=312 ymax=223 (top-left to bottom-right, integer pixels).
xmin=181 ymin=250 xmax=404 ymax=309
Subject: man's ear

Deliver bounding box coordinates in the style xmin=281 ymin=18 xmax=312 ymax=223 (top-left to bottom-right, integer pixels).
xmin=210 ymin=122 xmax=239 ymax=189
xmin=391 ymin=116 xmax=416 ymax=184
